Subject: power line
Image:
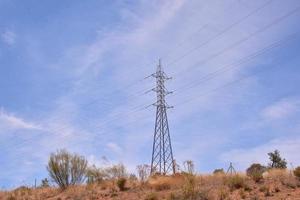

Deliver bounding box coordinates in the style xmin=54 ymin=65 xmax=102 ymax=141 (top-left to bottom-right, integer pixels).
xmin=2 ymin=7 xmax=299 ymax=160
xmin=1 ymin=1 xmax=298 ymax=169
xmin=162 ymin=0 xmax=265 ymax=62
xmin=172 ymin=56 xmax=284 ymax=108
xmin=1 ymin=30 xmax=295 ymax=164
xmin=170 ymin=2 xmax=300 ymax=79
xmin=2 ymin=0 xmax=273 ymax=130
xmin=172 ymin=32 xmax=299 ymax=95
xmin=165 ymin=0 xmax=273 ymax=67
xmin=18 ymin=0 xmax=273 ymax=123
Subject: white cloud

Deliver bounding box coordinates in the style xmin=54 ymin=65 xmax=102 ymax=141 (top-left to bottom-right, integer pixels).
xmin=220 ymin=136 xmax=300 ymax=170
xmin=261 ymin=98 xmax=300 ymax=120
xmin=1 ymin=30 xmax=16 ymax=45
xmin=65 ymin=0 xmax=300 ymax=171
xmin=106 ymin=142 xmax=122 ymax=154
xmin=2 ymin=0 xmax=300 ymax=187
xmin=0 ymin=108 xmax=40 ymax=130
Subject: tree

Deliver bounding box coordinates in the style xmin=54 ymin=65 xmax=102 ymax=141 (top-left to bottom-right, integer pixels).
xmin=246 ymin=163 xmax=266 ymax=182
xmin=183 ymin=160 xmax=195 ymax=175
xmin=106 ymin=163 xmax=127 ymax=179
xmin=268 ymin=150 xmax=287 ymax=169
xmin=47 ymin=149 xmax=88 ymax=189
xmin=86 ymin=165 xmax=107 ymax=184
xmin=136 ymin=164 xmax=151 ymax=183
xmin=41 ymin=178 xmax=50 ymax=188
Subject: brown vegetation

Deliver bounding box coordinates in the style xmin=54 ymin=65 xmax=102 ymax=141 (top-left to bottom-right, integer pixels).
xmin=1 ymin=169 xmax=300 ymax=200
xmin=1 ymin=149 xmax=299 ymax=199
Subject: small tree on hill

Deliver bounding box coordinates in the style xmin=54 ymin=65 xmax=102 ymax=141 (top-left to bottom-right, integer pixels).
xmin=183 ymin=160 xmax=195 ymax=175
xmin=136 ymin=164 xmax=151 ymax=183
xmin=47 ymin=149 xmax=88 ymax=189
xmin=86 ymin=165 xmax=107 ymax=184
xmin=41 ymin=178 xmax=50 ymax=188
xmin=106 ymin=163 xmax=127 ymax=179
xmin=268 ymin=150 xmax=287 ymax=169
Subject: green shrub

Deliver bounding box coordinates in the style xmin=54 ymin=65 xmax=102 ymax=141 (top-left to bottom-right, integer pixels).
xmin=47 ymin=149 xmax=88 ymax=189
xmin=213 ymin=168 xmax=225 ymax=175
xmin=268 ymin=150 xmax=287 ymax=169
xmin=246 ymin=163 xmax=266 ymax=182
xmin=294 ymin=166 xmax=300 ymax=179
xmin=116 ymin=177 xmax=127 ymax=191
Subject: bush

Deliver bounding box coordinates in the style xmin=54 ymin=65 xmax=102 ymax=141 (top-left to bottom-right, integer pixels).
xmin=137 ymin=164 xmax=151 ymax=183
xmin=226 ymin=175 xmax=245 ymax=190
xmin=182 ymin=173 xmax=199 ymax=199
xmin=144 ymin=192 xmax=158 ymax=200
xmin=86 ymin=163 xmax=128 ymax=184
xmin=294 ymin=166 xmax=300 ymax=179
xmin=213 ymin=168 xmax=225 ymax=175
xmin=47 ymin=149 xmax=88 ymax=189
xmin=218 ymin=187 xmax=229 ymax=200
xmin=116 ymin=177 xmax=127 ymax=191
xmin=86 ymin=165 xmax=107 ymax=184
xmin=246 ymin=163 xmax=266 ymax=182
xmin=106 ymin=163 xmax=127 ymax=179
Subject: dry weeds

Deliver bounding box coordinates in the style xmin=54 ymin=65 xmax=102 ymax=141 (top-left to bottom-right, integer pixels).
xmin=0 ymin=169 xmax=300 ymax=200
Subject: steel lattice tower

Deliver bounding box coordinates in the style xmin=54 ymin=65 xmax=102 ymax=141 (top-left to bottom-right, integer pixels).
xmin=226 ymin=162 xmax=236 ymax=175
xmin=149 ymin=59 xmax=175 ymax=175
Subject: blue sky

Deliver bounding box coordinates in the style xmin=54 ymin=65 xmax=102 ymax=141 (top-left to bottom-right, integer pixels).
xmin=0 ymin=0 xmax=300 ymax=188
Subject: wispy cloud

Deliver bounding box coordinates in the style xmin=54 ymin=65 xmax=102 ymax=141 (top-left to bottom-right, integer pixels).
xmin=1 ymin=0 xmax=300 ymax=187
xmin=1 ymin=30 xmax=16 ymax=45
xmin=261 ymin=97 xmax=300 ymax=120
xmin=106 ymin=142 xmax=122 ymax=154
xmin=0 ymin=108 xmax=40 ymax=131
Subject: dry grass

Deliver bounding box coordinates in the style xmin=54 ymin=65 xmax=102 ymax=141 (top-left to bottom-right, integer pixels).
xmin=1 ymin=170 xmax=300 ymax=200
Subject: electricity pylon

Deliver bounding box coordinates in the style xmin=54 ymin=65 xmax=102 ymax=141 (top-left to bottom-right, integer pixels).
xmin=148 ymin=59 xmax=175 ymax=175
xmin=226 ymin=162 xmax=236 ymax=175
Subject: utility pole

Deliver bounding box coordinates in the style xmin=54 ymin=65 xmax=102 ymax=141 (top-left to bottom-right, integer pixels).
xmin=149 ymin=59 xmax=175 ymax=175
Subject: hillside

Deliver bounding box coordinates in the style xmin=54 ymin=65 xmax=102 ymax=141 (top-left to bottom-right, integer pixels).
xmin=1 ymin=170 xmax=300 ymax=200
